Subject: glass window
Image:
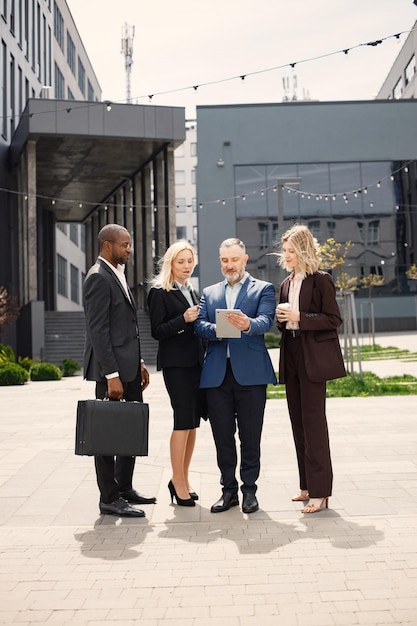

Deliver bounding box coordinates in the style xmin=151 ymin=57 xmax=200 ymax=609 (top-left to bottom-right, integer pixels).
xmin=357 ymin=221 xmax=365 ymax=243
xmin=70 ymin=264 xmax=79 ymax=303
xmin=326 ymin=220 xmax=336 ymax=239
xmin=176 ymin=226 xmax=187 ymax=240
xmin=24 ymin=0 xmax=28 ymax=56
xmin=367 ymin=220 xmax=380 ymax=246
xmin=66 ymin=30 xmax=75 ymax=74
xmin=18 ymin=0 xmax=22 ymax=45
xmin=80 ymin=224 xmax=86 ymax=252
xmin=57 ymin=254 xmax=67 ymax=297
xmin=69 ymin=223 xmax=78 ymax=245
xmin=191 ymin=169 xmax=196 ymax=184
xmin=57 ymin=222 xmax=67 ymax=234
xmin=31 ymin=0 xmax=34 ymax=69
xmin=1 ymin=1 xmax=6 ymax=20
xmin=18 ymin=65 xmax=22 ymax=114
xmin=259 ymin=222 xmax=268 ymax=249
xmin=53 ymin=0 xmax=63 ymax=50
xmin=393 ymin=78 xmax=403 ymax=100
xmin=67 ymin=86 xmax=74 ymax=100
xmin=175 ymin=197 xmax=186 ymax=213
xmin=54 ymin=62 xmax=64 ymax=99
xmin=190 ymin=142 xmax=197 ymax=156
xmin=192 ymin=197 xmax=197 ymax=212
xmin=405 ymin=55 xmax=416 ymax=86
xmin=1 ymin=40 xmax=7 ymax=139
xmin=9 ymin=53 xmax=15 ymax=135
xmin=87 ymin=79 xmax=94 ymax=101
xmin=308 ymin=220 xmax=321 ymax=240
xmin=175 ymin=170 xmax=185 ymax=185
xmin=10 ymin=0 xmax=15 ymax=33
xmin=77 ymin=56 xmax=85 ymax=95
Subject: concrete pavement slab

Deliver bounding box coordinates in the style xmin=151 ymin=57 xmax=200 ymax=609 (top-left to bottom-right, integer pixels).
xmin=0 ymin=332 xmax=416 ymax=624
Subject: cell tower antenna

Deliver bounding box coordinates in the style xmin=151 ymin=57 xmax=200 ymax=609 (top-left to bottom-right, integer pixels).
xmin=121 ymin=23 xmax=135 ymax=103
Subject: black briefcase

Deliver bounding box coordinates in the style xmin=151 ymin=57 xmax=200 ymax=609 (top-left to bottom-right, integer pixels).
xmin=75 ymin=399 xmax=149 ymax=456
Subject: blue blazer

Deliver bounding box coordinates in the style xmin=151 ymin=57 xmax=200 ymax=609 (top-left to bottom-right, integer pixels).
xmin=194 ymin=274 xmax=277 ymax=388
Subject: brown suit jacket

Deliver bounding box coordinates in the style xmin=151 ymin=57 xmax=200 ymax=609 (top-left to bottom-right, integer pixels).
xmin=277 ymin=271 xmax=346 ymax=384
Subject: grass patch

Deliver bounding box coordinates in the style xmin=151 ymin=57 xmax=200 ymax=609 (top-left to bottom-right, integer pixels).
xmin=267 ymin=371 xmax=417 ymax=399
xmin=353 ymin=344 xmax=417 ymax=362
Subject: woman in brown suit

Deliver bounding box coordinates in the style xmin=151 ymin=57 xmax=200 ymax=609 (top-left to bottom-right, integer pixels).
xmin=276 ymin=224 xmax=346 ymax=513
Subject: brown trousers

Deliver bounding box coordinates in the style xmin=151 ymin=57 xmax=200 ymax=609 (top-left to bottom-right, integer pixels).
xmin=284 ymin=335 xmax=333 ymax=497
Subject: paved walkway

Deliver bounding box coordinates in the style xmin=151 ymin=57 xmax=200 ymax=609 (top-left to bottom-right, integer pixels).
xmin=0 ymin=332 xmax=416 ymax=625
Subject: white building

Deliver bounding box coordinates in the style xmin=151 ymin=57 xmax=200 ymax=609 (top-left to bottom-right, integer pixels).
xmin=377 ymin=23 xmax=417 ymax=100
xmin=174 ymin=118 xmax=197 ymax=247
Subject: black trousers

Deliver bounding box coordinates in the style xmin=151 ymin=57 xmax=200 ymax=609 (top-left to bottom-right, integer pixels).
xmin=284 ymin=335 xmax=333 ymax=497
xmin=206 ymin=361 xmax=266 ymax=494
xmin=94 ymin=370 xmax=142 ymax=504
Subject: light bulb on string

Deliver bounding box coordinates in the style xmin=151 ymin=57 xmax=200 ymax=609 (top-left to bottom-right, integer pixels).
xmin=377 ymin=181 xmax=381 ymax=188
xmin=404 ymin=166 xmax=409 ymax=173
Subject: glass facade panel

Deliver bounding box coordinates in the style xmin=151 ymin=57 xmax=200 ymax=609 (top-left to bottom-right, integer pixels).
xmin=235 ymin=160 xmax=399 ymax=289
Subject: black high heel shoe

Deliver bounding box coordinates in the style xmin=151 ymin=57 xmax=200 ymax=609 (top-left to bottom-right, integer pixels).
xmin=168 ymin=480 xmax=195 ymax=507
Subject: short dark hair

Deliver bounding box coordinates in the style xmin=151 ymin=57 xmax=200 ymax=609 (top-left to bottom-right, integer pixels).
xmin=98 ymin=224 xmax=129 ymax=249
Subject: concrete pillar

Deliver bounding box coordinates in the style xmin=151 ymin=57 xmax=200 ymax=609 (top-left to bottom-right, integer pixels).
xmin=85 ymin=217 xmax=94 ymax=270
xmin=134 ymin=167 xmax=153 ymax=309
xmin=27 ymin=140 xmax=38 ymax=303
xmin=166 ymin=146 xmax=177 ymax=243
xmin=115 ymin=189 xmax=124 ymax=226
xmin=17 ymin=150 xmax=28 ymax=304
xmin=154 ymin=151 xmax=166 ymax=259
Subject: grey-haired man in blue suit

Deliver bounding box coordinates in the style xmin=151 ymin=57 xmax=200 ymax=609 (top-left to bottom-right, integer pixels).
xmin=195 ymin=238 xmax=277 ymax=514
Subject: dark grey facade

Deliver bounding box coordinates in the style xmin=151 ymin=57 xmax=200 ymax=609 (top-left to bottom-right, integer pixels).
xmin=2 ymin=98 xmax=185 ymax=357
xmin=196 ymin=101 xmax=417 ymax=329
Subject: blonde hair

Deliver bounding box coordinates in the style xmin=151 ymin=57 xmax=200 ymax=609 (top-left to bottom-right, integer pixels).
xmin=149 ymin=241 xmax=196 ymax=291
xmin=278 ymin=224 xmax=321 ymax=277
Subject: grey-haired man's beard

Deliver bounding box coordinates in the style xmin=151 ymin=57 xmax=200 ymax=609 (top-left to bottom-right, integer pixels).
xmin=223 ymin=269 xmax=245 ymax=283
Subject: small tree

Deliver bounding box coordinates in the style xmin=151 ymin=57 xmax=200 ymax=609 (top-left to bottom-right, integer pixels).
xmin=320 ymin=238 xmax=359 ymax=376
xmin=0 ymin=287 xmax=20 ymax=338
xmin=406 ymin=264 xmax=417 ymax=281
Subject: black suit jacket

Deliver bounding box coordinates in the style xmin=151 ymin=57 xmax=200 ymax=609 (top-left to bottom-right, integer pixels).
xmin=147 ymin=286 xmax=204 ymax=371
xmin=83 ymin=259 xmax=141 ymax=382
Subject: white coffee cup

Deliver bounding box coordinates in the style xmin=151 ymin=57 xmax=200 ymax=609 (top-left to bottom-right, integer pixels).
xmin=277 ymin=302 xmax=291 ymax=311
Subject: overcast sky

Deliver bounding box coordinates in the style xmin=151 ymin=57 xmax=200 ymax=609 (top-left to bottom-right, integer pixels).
xmin=67 ymin=0 xmax=417 ymax=117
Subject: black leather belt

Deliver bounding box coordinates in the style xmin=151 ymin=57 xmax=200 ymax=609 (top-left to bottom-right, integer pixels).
xmin=287 ymin=329 xmax=302 ymax=338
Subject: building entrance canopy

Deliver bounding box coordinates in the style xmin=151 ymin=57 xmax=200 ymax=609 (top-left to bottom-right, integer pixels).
xmin=10 ymin=99 xmax=185 ymax=222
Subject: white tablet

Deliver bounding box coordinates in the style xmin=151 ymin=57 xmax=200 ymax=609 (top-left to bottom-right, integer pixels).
xmin=215 ymin=309 xmax=242 ymax=338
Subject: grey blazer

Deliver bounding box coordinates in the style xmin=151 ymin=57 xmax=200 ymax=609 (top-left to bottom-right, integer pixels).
xmin=83 ymin=259 xmax=141 ymax=383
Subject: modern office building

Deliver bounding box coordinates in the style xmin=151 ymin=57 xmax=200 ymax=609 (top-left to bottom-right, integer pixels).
xmin=1 ymin=1 xmax=185 ymax=361
xmin=196 ymin=100 xmax=417 ymax=330
xmin=377 ymin=22 xmax=417 ymax=100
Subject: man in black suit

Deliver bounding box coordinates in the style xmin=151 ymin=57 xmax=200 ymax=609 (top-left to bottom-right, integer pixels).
xmin=83 ymin=224 xmax=156 ymax=517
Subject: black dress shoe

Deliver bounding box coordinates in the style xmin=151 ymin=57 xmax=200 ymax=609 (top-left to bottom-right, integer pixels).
xmin=211 ymin=492 xmax=239 ymax=513
xmin=120 ymin=489 xmax=156 ymax=505
xmin=99 ymin=497 xmax=145 ymax=517
xmin=242 ymin=493 xmax=259 ymax=514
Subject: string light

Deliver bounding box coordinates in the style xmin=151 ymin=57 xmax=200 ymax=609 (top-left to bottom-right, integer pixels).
xmin=0 ymin=28 xmax=414 ymax=124
xmin=0 ymin=160 xmax=413 ymax=212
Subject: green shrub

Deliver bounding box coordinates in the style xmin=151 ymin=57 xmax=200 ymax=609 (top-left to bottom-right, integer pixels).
xmin=17 ymin=356 xmax=37 ymax=372
xmin=0 ymin=362 xmax=29 ymax=385
xmin=264 ymin=332 xmax=280 ymax=349
xmin=60 ymin=357 xmax=81 ymax=376
xmin=0 ymin=343 xmax=15 ymax=363
xmin=30 ymin=362 xmax=62 ymax=381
